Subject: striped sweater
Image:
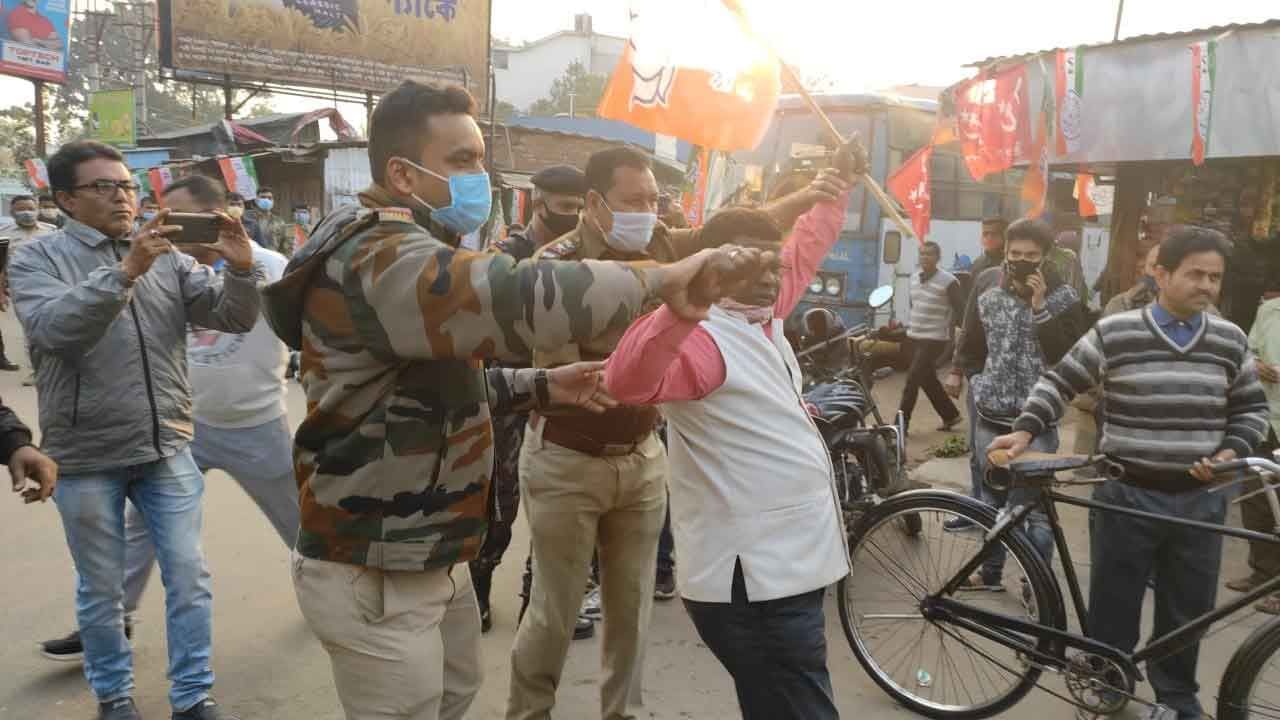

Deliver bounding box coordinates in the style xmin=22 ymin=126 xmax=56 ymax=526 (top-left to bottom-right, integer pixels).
xmin=1013 ymin=307 xmax=1269 ymax=492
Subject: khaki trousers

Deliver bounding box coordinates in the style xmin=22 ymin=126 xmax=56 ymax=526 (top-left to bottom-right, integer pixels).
xmin=292 ymin=552 xmax=482 ymax=720
xmin=506 ymin=420 xmax=667 ymax=720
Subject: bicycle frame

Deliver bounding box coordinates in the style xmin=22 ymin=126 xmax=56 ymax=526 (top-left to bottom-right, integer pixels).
xmin=924 ymin=476 xmax=1280 ymax=681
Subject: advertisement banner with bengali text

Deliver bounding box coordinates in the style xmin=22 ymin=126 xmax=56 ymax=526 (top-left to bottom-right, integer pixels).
xmin=158 ymin=0 xmax=489 ymax=102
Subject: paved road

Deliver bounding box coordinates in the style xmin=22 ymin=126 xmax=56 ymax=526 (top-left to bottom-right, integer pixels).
xmin=0 ymin=310 xmax=1272 ymax=719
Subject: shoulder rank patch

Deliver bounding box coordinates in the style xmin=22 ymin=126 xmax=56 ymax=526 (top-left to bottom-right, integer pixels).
xmin=538 ymin=236 xmax=579 ymax=260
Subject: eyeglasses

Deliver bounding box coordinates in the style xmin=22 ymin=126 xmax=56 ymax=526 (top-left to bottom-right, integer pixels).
xmin=72 ymin=180 xmax=142 ymax=197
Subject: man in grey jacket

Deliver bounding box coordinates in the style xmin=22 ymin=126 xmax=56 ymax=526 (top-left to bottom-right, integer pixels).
xmin=8 ymin=140 xmax=259 ymax=720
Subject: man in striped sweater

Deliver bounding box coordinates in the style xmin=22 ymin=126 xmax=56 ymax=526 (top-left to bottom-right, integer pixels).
xmin=990 ymin=226 xmax=1270 ymax=720
xmin=900 ymin=240 xmax=963 ymax=433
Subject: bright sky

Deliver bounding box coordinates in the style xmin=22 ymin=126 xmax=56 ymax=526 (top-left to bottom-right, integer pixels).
xmin=4 ymin=0 xmax=1277 ymax=134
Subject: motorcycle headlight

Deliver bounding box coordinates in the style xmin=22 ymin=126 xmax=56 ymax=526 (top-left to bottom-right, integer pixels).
xmin=809 ymin=278 xmax=825 ymax=294
xmin=824 ymin=277 xmax=842 ymax=296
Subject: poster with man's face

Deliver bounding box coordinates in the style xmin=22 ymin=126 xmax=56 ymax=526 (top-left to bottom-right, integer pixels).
xmin=0 ymin=0 xmax=67 ymax=82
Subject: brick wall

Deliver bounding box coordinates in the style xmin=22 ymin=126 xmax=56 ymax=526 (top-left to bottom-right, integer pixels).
xmin=489 ymin=127 xmax=618 ymax=174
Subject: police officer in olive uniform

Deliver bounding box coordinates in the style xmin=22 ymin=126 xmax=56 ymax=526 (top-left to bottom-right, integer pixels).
xmin=508 ymin=147 xmax=673 ymax=720
xmin=475 ymin=165 xmax=588 ymax=635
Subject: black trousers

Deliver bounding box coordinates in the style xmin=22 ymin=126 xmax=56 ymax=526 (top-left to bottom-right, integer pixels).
xmin=471 ymin=412 xmax=526 ymax=609
xmin=683 ymin=562 xmax=839 ymax=720
xmin=1242 ymin=430 xmax=1280 ymax=579
xmin=899 ymin=338 xmax=959 ymax=428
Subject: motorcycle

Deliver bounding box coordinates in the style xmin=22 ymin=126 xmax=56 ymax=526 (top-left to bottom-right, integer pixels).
xmin=797 ymin=286 xmax=921 ymax=536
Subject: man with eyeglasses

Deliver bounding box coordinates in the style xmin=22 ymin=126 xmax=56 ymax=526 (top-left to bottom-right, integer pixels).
xmin=8 ymin=140 xmax=260 ymax=720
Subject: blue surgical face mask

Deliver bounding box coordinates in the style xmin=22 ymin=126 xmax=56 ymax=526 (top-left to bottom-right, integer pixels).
xmin=13 ymin=210 xmax=37 ymax=226
xmin=294 ymin=211 xmax=311 ymax=226
xmin=397 ymin=157 xmax=492 ymax=236
xmin=141 ymin=210 xmax=157 ymax=222
xmin=597 ymin=199 xmax=657 ymax=254
xmin=256 ymin=197 xmax=274 ymax=211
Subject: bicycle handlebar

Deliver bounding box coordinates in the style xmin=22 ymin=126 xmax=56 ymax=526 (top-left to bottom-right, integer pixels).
xmin=1209 ymin=458 xmax=1255 ymax=476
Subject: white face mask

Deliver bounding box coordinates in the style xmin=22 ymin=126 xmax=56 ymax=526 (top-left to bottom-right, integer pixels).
xmin=596 ymin=199 xmax=657 ymax=253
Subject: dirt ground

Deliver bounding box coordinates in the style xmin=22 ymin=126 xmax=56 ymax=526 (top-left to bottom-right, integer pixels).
xmin=0 ymin=309 xmax=1273 ymax=720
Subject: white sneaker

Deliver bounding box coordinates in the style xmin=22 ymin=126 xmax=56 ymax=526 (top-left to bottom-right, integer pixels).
xmin=580 ymin=586 xmax=602 ymax=620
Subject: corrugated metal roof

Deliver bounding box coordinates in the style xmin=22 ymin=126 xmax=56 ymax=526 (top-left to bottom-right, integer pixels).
xmin=143 ymin=112 xmax=314 ymax=141
xmin=776 ymin=92 xmax=937 ymax=113
xmin=967 ymin=18 xmax=1280 ymax=68
xmin=499 ymin=116 xmax=693 ymax=164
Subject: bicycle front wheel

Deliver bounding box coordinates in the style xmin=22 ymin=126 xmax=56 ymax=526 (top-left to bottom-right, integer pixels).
xmin=1219 ymin=616 xmax=1280 ymax=720
xmin=839 ymin=491 xmax=1065 ymax=719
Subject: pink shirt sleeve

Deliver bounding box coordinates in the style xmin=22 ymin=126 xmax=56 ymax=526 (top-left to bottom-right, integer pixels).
xmin=774 ymin=192 xmax=853 ymax=318
xmin=605 ymin=305 xmax=727 ymax=404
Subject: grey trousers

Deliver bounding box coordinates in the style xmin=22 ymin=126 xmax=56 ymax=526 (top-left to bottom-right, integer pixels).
xmin=123 ymin=416 xmax=299 ymax=613
xmin=1088 ymin=480 xmax=1227 ymax=719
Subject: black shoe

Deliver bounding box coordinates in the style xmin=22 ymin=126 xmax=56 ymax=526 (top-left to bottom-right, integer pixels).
xmin=0 ymin=360 xmax=19 ymax=371
xmin=41 ymin=620 xmax=134 ymax=663
xmin=480 ymin=605 xmax=493 ymax=633
xmin=173 ymin=699 xmax=239 ymax=720
xmin=654 ymin=570 xmax=676 ymax=601
xmin=573 ymin=613 xmax=595 ymax=640
xmin=99 ymin=697 xmax=141 ymax=720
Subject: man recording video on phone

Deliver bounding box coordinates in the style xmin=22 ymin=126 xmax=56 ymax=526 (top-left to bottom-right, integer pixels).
xmin=7 ymin=140 xmax=259 ymax=720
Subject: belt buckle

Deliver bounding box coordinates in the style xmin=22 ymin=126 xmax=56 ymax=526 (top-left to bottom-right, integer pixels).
xmin=600 ymin=442 xmax=634 ymax=457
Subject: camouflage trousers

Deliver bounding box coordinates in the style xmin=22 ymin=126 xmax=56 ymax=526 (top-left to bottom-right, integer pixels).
xmin=470 ymin=412 xmax=526 ymax=609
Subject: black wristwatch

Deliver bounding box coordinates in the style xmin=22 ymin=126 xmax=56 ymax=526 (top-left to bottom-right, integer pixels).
xmin=534 ymin=369 xmax=551 ymax=407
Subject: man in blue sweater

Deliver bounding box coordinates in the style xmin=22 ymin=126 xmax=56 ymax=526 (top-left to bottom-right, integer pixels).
xmin=990 ymin=225 xmax=1270 ymax=720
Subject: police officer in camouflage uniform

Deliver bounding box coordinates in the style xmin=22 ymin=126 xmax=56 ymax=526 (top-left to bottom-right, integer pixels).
xmin=474 ymin=165 xmax=587 ymax=634
xmin=262 ymin=80 xmax=761 ymax=720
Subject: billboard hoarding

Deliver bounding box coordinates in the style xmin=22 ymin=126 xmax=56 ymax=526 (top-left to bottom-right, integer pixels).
xmin=90 ymin=89 xmax=138 ymax=146
xmin=0 ymin=0 xmax=69 ymax=83
xmin=159 ymin=0 xmax=489 ymax=102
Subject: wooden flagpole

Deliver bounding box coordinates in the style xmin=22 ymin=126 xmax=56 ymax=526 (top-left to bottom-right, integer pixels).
xmin=775 ymin=61 xmax=917 ymax=241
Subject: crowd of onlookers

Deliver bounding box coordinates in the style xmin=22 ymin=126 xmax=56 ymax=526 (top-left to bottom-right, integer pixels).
xmin=5 ymin=78 xmax=1280 ymax=720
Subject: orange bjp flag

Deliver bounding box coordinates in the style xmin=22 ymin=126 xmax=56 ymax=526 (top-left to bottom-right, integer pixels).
xmin=597 ymin=0 xmax=781 ymax=152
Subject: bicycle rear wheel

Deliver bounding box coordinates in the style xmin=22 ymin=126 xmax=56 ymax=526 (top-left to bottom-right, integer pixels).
xmin=1218 ymin=617 xmax=1280 ymax=720
xmin=839 ymin=491 xmax=1066 ymax=719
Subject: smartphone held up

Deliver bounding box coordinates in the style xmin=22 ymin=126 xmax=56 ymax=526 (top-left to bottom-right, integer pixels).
xmin=166 ymin=212 xmax=223 ymax=244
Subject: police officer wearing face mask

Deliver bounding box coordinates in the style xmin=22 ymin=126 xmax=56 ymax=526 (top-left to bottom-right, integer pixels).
xmin=2 ymin=194 xmax=58 ymax=251
xmin=477 ymin=164 xmax=589 ymax=636
xmin=511 ymin=146 xmax=677 ymax=717
xmin=0 ymin=194 xmax=57 ymax=371
xmin=492 ymin=165 xmax=585 ymax=261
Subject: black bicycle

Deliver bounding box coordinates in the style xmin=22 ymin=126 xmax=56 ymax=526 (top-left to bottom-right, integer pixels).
xmin=838 ymin=452 xmax=1280 ymax=720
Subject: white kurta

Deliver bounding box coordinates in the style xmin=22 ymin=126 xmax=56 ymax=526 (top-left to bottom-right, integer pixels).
xmin=660 ymin=307 xmax=850 ymax=603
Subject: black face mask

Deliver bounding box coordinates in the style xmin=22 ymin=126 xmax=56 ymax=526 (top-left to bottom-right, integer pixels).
xmin=540 ymin=209 xmax=579 ymax=237
xmin=1005 ymin=259 xmax=1041 ymax=282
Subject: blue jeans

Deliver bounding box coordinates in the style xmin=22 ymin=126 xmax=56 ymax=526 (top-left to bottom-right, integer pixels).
xmin=54 ymin=449 xmax=214 ymax=710
xmin=966 ymin=390 xmax=985 ymax=501
xmin=972 ymin=417 xmax=1058 ymax=581
xmin=683 ymin=562 xmax=838 ymax=720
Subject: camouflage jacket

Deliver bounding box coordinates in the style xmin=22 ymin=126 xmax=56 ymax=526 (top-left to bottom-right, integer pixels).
xmin=247 ymin=209 xmax=294 ymax=257
xmin=531 ymin=217 xmax=702 ymax=366
xmin=264 ymin=185 xmax=662 ymax=571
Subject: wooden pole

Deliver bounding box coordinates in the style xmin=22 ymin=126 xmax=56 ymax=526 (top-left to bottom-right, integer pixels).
xmin=32 ymin=80 xmax=46 ymax=158
xmin=775 ymin=61 xmax=917 ymax=241
xmin=223 ymin=74 xmax=233 ymax=120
